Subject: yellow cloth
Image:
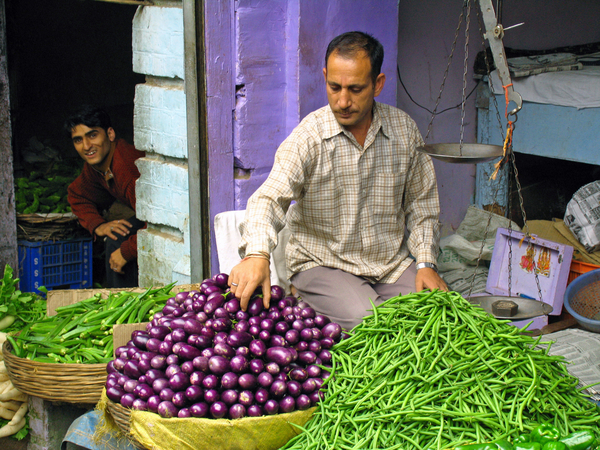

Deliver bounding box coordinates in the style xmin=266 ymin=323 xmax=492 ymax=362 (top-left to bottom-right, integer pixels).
xmin=96 ymin=389 xmax=315 ymax=450
xmin=130 ymin=407 xmax=315 ymax=450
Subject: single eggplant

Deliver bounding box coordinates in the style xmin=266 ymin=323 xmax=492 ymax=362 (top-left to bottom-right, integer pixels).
xmin=238 ymin=373 xmax=257 ymax=390
xmin=229 ymin=403 xmax=246 ymax=419
xmin=210 ymin=401 xmax=228 ymax=419
xmin=279 ymin=395 xmax=296 ymax=413
xmin=266 ymin=346 xmax=294 ymax=366
xmin=220 ymin=372 xmax=239 ymax=390
xmin=221 ymin=389 xmax=239 ymax=405
xmin=190 ymin=402 xmax=209 ymax=418
xmin=227 ymin=331 xmax=253 ymax=348
xmin=157 ymin=401 xmax=178 ymax=418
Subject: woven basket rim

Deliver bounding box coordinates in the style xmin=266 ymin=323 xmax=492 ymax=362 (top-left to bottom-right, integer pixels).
xmin=2 ymin=341 xmax=106 ymax=404
xmin=105 ymin=399 xmax=146 ymax=450
xmin=17 ymin=212 xmax=78 ymax=223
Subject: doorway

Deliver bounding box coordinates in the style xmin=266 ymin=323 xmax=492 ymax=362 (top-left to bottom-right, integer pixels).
xmin=6 ymin=0 xmax=145 ymax=286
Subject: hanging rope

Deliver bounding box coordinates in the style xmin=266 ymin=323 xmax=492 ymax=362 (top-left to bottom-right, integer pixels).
xmin=490 ymin=83 xmax=517 ymax=180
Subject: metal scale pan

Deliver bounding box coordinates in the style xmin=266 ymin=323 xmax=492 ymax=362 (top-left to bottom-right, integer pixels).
xmin=417 ymin=143 xmax=504 ymax=164
xmin=466 ymin=295 xmax=553 ymax=320
xmin=419 ymin=0 xmax=520 ymax=165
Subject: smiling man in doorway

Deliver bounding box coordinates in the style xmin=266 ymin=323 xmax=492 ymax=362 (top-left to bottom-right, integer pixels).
xmin=65 ymin=105 xmax=145 ymax=288
xmin=228 ymin=31 xmax=448 ymax=330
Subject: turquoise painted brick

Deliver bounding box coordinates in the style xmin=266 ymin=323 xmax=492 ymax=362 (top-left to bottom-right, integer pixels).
xmin=134 ymin=84 xmax=187 ymax=158
xmin=132 ymin=6 xmax=184 ymax=79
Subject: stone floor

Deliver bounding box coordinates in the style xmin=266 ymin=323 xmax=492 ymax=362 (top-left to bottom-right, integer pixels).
xmin=0 ymin=436 xmax=29 ymax=450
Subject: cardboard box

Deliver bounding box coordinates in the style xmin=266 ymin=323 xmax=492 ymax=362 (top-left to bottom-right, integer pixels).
xmin=46 ymin=287 xmax=146 ymax=316
xmin=486 ymin=228 xmax=574 ymax=316
xmin=113 ymin=322 xmax=150 ymax=357
xmin=45 ymin=283 xmax=201 ymax=316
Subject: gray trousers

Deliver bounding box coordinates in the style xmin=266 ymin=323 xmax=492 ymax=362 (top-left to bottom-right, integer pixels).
xmin=291 ymin=262 xmax=417 ymax=331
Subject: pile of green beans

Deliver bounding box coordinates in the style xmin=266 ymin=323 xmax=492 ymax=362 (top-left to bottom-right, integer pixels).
xmin=282 ymin=290 xmax=600 ymax=450
xmin=7 ymin=283 xmax=176 ymax=364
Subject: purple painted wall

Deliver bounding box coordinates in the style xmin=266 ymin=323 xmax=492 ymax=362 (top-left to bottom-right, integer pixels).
xmin=233 ymin=0 xmax=293 ymax=210
xmin=397 ymin=2 xmax=482 ymax=235
xmin=396 ymin=0 xmax=600 ymax=234
xmin=298 ymin=1 xmax=399 ymax=118
xmin=206 ymin=0 xmax=235 ymax=274
xmin=233 ymin=0 xmax=399 ymax=212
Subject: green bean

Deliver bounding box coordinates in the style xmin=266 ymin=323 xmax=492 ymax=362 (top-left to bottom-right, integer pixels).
xmin=281 ymin=290 xmax=600 ymax=450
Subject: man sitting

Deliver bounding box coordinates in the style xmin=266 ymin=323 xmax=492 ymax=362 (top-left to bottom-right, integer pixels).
xmin=65 ymin=105 xmax=145 ymax=288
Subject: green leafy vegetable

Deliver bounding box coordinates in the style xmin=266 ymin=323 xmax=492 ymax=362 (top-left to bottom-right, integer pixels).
xmin=0 ymin=265 xmax=47 ymax=333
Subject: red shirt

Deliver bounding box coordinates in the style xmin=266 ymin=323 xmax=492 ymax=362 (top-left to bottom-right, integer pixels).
xmin=68 ymin=139 xmax=145 ymax=261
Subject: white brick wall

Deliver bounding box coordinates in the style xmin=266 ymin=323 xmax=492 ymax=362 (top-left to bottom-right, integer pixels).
xmin=132 ymin=6 xmax=184 ymax=79
xmin=134 ymin=83 xmax=187 ymax=158
xmin=132 ymin=3 xmax=191 ymax=286
xmin=137 ymin=228 xmax=188 ymax=287
xmin=135 ymin=158 xmax=188 ymax=231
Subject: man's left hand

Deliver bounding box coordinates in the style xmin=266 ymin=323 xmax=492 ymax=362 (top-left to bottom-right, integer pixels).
xmin=109 ymin=248 xmax=128 ymax=274
xmin=416 ymin=267 xmax=448 ymax=292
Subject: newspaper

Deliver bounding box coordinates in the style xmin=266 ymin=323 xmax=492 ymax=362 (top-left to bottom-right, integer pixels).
xmin=539 ymin=328 xmax=600 ymax=401
xmin=564 ymin=180 xmax=600 ymax=253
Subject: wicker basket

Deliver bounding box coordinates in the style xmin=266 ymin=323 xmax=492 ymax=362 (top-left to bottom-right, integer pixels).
xmin=2 ymin=341 xmax=107 ymax=404
xmin=16 ymin=213 xmax=86 ymax=242
xmin=105 ymin=398 xmax=146 ymax=450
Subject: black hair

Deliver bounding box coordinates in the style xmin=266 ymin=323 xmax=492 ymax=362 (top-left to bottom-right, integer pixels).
xmin=325 ymin=31 xmax=384 ymax=84
xmin=63 ymin=105 xmax=113 ymax=137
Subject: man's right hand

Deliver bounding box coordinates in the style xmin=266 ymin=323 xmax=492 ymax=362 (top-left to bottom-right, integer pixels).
xmin=228 ymin=257 xmax=271 ymax=312
xmin=95 ymin=219 xmax=132 ymax=240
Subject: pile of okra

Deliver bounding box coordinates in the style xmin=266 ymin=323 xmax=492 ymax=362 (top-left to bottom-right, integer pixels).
xmin=283 ymin=290 xmax=600 ymax=450
xmin=6 ymin=283 xmax=176 ymax=364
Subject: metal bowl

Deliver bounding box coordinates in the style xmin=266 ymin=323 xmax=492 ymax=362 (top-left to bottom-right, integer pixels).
xmin=417 ymin=143 xmax=504 ymax=164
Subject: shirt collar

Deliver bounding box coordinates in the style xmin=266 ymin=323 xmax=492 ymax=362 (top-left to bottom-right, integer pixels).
xmin=92 ymin=141 xmax=117 ymax=182
xmin=323 ymin=102 xmax=388 ymax=141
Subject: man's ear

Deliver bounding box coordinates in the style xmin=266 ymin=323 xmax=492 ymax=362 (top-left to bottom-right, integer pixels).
xmin=374 ymin=73 xmax=386 ymax=97
xmin=323 ymin=67 xmax=327 ymax=82
xmin=107 ymin=127 xmax=116 ymax=142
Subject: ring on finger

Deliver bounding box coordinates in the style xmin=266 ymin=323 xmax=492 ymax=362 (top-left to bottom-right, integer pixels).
xmin=110 ymin=226 xmax=114 ymax=231
xmin=231 ymin=282 xmax=238 ymax=287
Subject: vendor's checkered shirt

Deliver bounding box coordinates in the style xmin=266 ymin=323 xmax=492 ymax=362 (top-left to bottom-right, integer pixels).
xmin=240 ymin=102 xmax=441 ymax=283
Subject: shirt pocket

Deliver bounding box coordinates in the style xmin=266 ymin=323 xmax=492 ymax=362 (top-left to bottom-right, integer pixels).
xmin=369 ymin=173 xmax=405 ymax=225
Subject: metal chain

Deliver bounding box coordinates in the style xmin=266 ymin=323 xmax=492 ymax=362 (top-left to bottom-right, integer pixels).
xmin=459 ymin=0 xmax=472 ymax=147
xmin=507 ymin=148 xmax=514 ymax=296
xmin=466 ymin=178 xmax=504 ymax=299
xmin=424 ymin=1 xmax=468 ymax=142
xmin=511 ymin=150 xmax=544 ymax=301
xmin=467 ymin=1 xmax=507 ymax=298
xmin=467 ymin=1 xmax=543 ymax=303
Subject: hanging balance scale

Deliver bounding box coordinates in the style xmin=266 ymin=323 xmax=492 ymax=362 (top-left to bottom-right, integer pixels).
xmin=419 ymin=0 xmax=551 ymax=321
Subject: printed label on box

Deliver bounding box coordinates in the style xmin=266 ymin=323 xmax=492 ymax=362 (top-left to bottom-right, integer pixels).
xmin=486 ymin=228 xmax=574 ymax=316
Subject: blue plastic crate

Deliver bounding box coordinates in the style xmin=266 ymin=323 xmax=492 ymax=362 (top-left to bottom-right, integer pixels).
xmin=18 ymin=238 xmax=93 ymax=294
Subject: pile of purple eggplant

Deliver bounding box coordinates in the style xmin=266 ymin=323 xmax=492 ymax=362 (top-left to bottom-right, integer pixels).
xmin=105 ymin=273 xmax=343 ymax=420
